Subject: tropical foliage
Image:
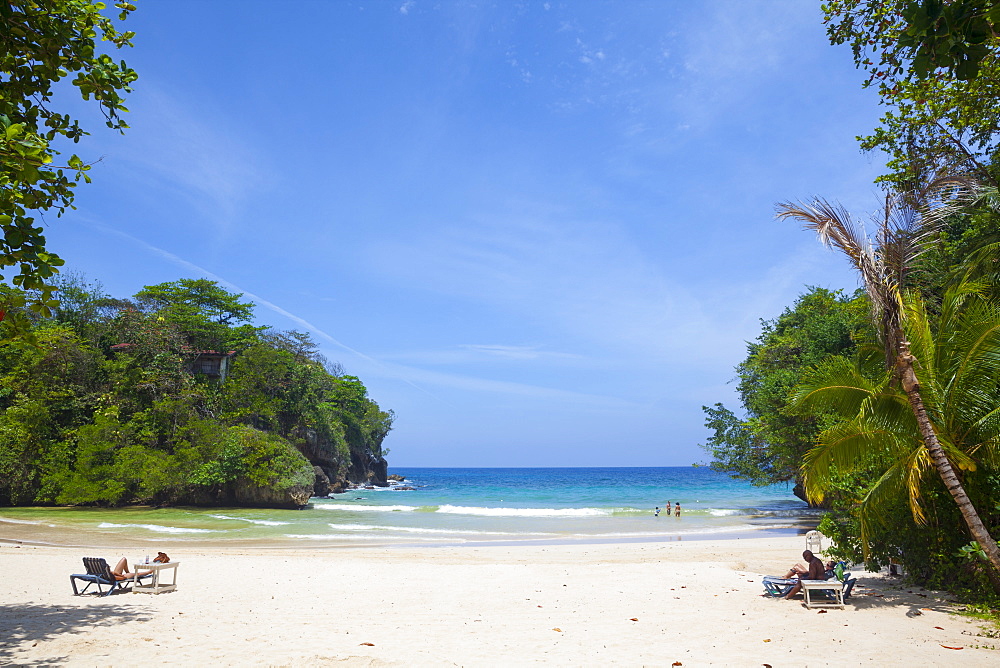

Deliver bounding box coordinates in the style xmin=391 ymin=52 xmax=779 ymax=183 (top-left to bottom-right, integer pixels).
xmin=700 ymin=287 xmax=870 ymax=498
xmin=702 ymin=1 xmax=1000 ymax=603
xmin=1 ymin=1 xmax=137 ymax=337
xmin=0 ymin=275 xmax=394 ymax=508
xmin=824 ymin=1 xmax=1000 ymax=187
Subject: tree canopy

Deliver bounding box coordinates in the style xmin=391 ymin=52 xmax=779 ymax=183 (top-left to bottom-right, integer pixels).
xmin=1 ymin=1 xmax=137 ymax=337
xmin=0 ymin=276 xmax=394 ymax=508
xmin=824 ymin=0 xmax=1000 ymax=187
xmin=700 ymin=287 xmax=869 ymax=498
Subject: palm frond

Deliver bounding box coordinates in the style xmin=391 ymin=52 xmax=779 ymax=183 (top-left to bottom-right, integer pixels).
xmin=792 ymin=355 xmax=889 ymax=418
xmin=857 ymin=444 xmax=931 ymax=552
xmin=802 ymin=417 xmax=913 ymax=504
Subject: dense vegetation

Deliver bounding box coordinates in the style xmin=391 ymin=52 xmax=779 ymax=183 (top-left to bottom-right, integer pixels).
xmin=0 ymin=276 xmax=394 ymax=509
xmin=702 ymin=0 xmax=1000 ymax=604
xmin=701 ymin=287 xmax=871 ymax=501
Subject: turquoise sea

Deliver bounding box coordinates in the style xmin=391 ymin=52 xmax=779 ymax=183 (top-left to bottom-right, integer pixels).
xmin=0 ymin=467 xmax=819 ymax=547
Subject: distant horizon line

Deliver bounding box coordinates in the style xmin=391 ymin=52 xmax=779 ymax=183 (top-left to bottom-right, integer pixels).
xmin=388 ymin=464 xmax=711 ymax=469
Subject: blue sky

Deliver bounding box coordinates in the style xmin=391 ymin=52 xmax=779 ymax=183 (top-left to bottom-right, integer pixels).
xmin=49 ymin=1 xmax=887 ymax=467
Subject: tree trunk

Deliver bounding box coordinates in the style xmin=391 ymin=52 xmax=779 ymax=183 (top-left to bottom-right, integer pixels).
xmin=897 ymin=346 xmax=1000 ymax=581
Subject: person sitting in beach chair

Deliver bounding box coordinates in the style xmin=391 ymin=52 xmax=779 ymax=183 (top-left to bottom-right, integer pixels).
xmin=783 ymin=550 xmax=827 ymax=600
xmin=70 ymin=557 xmax=152 ymax=596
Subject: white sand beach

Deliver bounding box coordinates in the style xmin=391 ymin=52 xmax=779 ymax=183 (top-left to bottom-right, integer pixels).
xmin=0 ymin=534 xmax=993 ymax=666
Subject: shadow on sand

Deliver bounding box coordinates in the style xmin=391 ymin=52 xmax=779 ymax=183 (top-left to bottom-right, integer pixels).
xmin=0 ymin=600 xmax=154 ymax=665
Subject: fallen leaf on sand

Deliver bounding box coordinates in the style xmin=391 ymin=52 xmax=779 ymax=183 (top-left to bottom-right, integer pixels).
xmin=817 ymin=610 xmax=828 ymax=614
xmin=934 ymin=626 xmax=944 ymax=630
xmin=921 ymin=608 xmax=931 ymax=611
xmin=630 ymin=618 xmax=638 ymax=622
xmin=360 ymin=642 xmax=374 ymax=646
xmin=763 ymin=639 xmax=771 ymax=643
xmin=672 ymin=662 xmax=682 ymax=666
xmin=764 ymin=664 xmax=773 ymax=668
xmin=940 ymin=645 xmax=963 ymax=650
xmin=552 ymin=628 xmax=562 ymax=632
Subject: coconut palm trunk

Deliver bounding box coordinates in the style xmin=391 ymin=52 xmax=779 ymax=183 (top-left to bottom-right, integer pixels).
xmin=895 ymin=341 xmax=1000 ymax=573
xmin=778 ymin=194 xmax=1000 ymax=577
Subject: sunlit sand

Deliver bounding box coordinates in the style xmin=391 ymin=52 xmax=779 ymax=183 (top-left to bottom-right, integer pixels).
xmin=0 ymin=534 xmax=984 ymax=666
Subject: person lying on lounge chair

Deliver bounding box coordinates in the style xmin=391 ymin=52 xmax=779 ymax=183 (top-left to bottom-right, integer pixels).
xmin=784 ymin=550 xmax=826 ymax=600
xmin=109 ymin=557 xmax=153 ymax=581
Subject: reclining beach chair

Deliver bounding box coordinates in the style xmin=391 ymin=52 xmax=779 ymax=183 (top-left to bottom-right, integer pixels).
xmin=761 ymin=576 xmax=797 ymax=598
xmin=832 ymin=561 xmax=857 ymax=599
xmin=70 ymin=557 xmax=147 ymax=596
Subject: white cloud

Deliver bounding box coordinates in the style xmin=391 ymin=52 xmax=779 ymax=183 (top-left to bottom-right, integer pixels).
xmin=399 ymin=1 xmax=414 ymax=15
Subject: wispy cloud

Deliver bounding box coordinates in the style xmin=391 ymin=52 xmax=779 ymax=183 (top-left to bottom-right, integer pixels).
xmin=86 ymin=223 xmax=638 ymax=407
xmin=383 ymin=344 xmax=582 ymax=365
xmin=108 ymin=85 xmax=266 ymax=236
xmin=366 ymin=205 xmax=844 ymax=380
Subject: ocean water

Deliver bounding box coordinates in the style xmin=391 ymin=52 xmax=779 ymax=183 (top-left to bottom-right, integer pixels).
xmin=0 ymin=467 xmax=818 ymax=547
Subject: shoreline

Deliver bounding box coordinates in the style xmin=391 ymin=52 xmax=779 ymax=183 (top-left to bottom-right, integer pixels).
xmin=2 ymin=532 xmax=994 ymax=665
xmin=0 ymin=517 xmax=816 ymax=552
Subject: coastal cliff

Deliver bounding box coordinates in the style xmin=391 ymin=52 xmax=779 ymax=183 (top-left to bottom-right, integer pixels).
xmin=0 ymin=278 xmax=394 ymax=511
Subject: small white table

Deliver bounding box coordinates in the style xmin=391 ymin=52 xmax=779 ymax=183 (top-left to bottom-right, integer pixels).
xmin=131 ymin=561 xmax=180 ymax=594
xmin=801 ymin=579 xmax=844 ymax=609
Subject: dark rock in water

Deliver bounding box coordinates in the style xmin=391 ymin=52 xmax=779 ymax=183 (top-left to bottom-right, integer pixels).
xmin=387 ymin=474 xmax=406 ymax=482
xmin=301 ymin=427 xmax=390 ymax=491
xmin=364 ymin=485 xmax=376 ymax=490
xmin=392 ymin=486 xmax=415 ymax=491
xmin=313 ymin=466 xmax=332 ymax=497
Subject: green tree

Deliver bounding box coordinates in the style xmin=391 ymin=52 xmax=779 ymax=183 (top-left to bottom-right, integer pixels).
xmin=778 ymin=188 xmax=1000 ymax=577
xmin=794 ymin=282 xmax=1000 ymax=592
xmin=1 ymin=1 xmax=137 ymax=337
xmin=824 ymin=1 xmax=1000 ymax=187
xmin=134 ymin=279 xmax=261 ymax=352
xmin=700 ymin=287 xmax=869 ymax=497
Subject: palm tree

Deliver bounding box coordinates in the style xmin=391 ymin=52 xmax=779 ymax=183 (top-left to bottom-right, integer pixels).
xmin=793 ymin=284 xmax=997 ymax=544
xmin=776 ymin=191 xmax=1000 ymax=575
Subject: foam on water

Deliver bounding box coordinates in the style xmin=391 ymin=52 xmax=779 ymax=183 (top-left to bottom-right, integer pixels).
xmin=209 ymin=514 xmax=289 ymax=526
xmin=283 ymin=533 xmax=450 ymax=542
xmin=707 ymin=508 xmax=742 ymax=516
xmin=436 ymin=505 xmax=606 ymax=517
xmin=316 ymin=504 xmax=418 ymax=513
xmin=99 ymin=522 xmax=222 ymax=534
xmin=325 ymin=523 xmax=548 ymax=536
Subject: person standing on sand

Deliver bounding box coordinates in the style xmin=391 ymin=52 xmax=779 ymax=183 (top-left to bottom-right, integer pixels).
xmin=674 ymin=502 xmax=681 ymax=517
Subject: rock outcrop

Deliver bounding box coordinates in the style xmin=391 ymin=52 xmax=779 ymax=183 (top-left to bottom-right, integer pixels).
xmin=299 ymin=428 xmax=389 ymax=495
xmin=313 ymin=466 xmax=332 ymax=497
xmin=233 ymin=477 xmax=313 ymax=509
